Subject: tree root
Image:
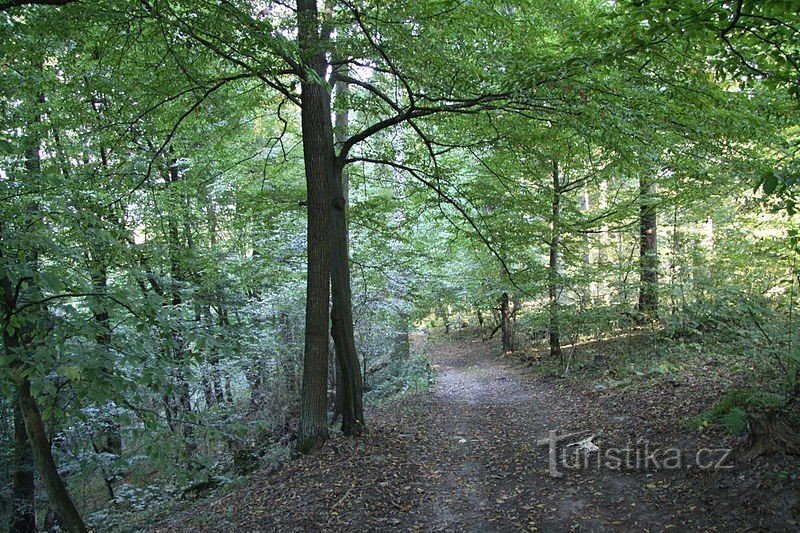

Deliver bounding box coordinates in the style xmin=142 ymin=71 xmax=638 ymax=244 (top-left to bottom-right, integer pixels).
xmin=743 ymin=411 xmax=800 ymax=461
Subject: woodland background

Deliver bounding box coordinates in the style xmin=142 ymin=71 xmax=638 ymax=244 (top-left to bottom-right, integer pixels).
xmin=0 ymin=0 xmax=798 ymax=531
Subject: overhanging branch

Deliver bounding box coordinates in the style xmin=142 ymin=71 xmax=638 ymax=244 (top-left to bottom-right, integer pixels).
xmin=348 ymin=156 xmax=532 ymax=297
xmin=0 ymin=0 xmax=77 ymax=11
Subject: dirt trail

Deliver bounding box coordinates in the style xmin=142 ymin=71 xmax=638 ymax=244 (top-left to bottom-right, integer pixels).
xmin=411 ymin=338 xmax=683 ymax=531
xmin=163 ymin=335 xmax=799 ymax=532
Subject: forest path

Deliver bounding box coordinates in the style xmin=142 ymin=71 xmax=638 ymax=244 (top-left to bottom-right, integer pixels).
xmin=163 ymin=334 xmax=797 ymax=532
xmin=408 ymin=336 xmax=676 ymax=531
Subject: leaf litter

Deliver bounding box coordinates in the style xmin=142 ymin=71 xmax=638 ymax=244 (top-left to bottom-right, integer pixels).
xmin=156 ymin=336 xmax=799 ymax=532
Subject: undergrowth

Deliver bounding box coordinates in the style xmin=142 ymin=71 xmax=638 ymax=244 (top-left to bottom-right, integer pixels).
xmin=514 ymin=317 xmax=799 ymax=437
xmin=364 ymin=353 xmax=433 ymax=406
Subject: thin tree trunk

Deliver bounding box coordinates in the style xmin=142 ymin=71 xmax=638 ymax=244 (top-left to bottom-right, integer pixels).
xmin=394 ymin=311 xmax=410 ymax=360
xmin=638 ymin=175 xmax=658 ymax=318
xmin=4 ymin=99 xmax=43 ymax=533
xmin=331 ymin=66 xmax=347 ymax=428
xmin=204 ymin=189 xmax=228 ymax=407
xmin=579 ymin=185 xmax=591 ymax=308
xmin=296 ymin=0 xmax=332 ymax=452
xmin=11 ymin=392 xmax=36 ymax=533
xmin=213 ymin=301 xmax=229 ymax=405
xmin=500 ymin=292 xmax=513 ymax=353
xmin=88 ymin=259 xmax=121 ymax=459
xmin=2 ymin=113 xmax=86 ymax=530
xmin=23 ymin=113 xmax=87 ymax=531
xmin=165 ymin=162 xmax=195 ymax=458
xmin=4 ymin=93 xmax=86 ymax=531
xmin=81 ymin=141 xmax=123 ymax=467
xmin=17 ymin=379 xmax=87 ymax=532
xmin=88 ymin=260 xmax=119 ymax=501
xmin=597 ymin=179 xmax=610 ymax=303
xmin=330 ymin=66 xmax=363 ymax=436
xmin=549 ymin=160 xmax=563 ymax=361
xmin=332 ymin=356 xmax=344 ymax=423
xmin=279 ymin=312 xmax=298 ymax=398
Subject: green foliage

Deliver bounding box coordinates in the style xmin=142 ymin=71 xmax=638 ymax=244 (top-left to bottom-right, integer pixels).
xmin=688 ymin=389 xmax=789 ymax=435
xmin=364 ymin=353 xmax=432 ymax=406
xmin=0 ymin=0 xmax=797 ymax=528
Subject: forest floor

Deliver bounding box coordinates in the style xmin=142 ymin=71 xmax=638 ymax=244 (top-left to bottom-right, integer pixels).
xmin=158 ymin=333 xmax=799 ymax=532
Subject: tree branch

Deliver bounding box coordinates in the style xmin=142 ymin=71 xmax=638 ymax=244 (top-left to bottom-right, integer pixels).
xmin=347 ymin=156 xmax=532 ymax=297
xmin=0 ymin=0 xmax=76 ymax=11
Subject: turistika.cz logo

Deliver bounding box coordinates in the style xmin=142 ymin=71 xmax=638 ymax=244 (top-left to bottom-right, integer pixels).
xmin=536 ymin=430 xmax=733 ymax=478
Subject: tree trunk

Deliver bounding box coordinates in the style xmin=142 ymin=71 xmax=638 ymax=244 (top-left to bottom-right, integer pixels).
xmin=164 ymin=161 xmax=195 ymax=459
xmin=213 ymin=302 xmax=229 ymax=405
xmin=17 ymin=379 xmax=87 ymax=532
xmin=88 ymin=258 xmax=121 ymax=461
xmin=597 ymin=179 xmax=610 ymax=303
xmin=5 ymin=106 xmax=39 ymax=533
xmin=549 ymin=160 xmax=563 ymax=361
xmin=500 ymin=292 xmax=513 ymax=353
xmin=279 ymin=311 xmax=298 ymax=397
xmin=296 ymin=0 xmax=332 ymax=452
xmin=638 ymin=175 xmax=658 ymax=318
xmin=4 ymin=93 xmax=84 ymax=532
xmin=330 ymin=66 xmax=363 ymax=436
xmin=11 ymin=393 xmax=36 ymax=533
xmin=579 ymin=185 xmax=591 ymax=308
xmin=332 ymin=357 xmax=344 ymax=423
xmin=332 ymin=67 xmax=347 ymax=427
xmin=394 ymin=312 xmax=411 ymax=360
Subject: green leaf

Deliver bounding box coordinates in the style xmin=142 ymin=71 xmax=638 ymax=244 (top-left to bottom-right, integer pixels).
xmin=762 ymin=171 xmax=778 ymax=195
xmin=61 ymin=365 xmax=82 ymax=382
xmin=720 ymin=407 xmax=748 ymax=434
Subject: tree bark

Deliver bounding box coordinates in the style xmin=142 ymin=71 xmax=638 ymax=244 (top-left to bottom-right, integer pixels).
xmin=11 ymin=391 xmax=36 ymax=533
xmin=17 ymin=379 xmax=87 ymax=532
xmin=549 ymin=160 xmax=563 ymax=361
xmin=296 ymin=0 xmax=332 ymax=452
xmin=3 ymin=93 xmax=84 ymax=532
xmin=579 ymin=185 xmax=591 ymax=308
xmin=500 ymin=292 xmax=513 ymax=353
xmin=88 ymin=258 xmax=121 ymax=460
xmin=332 ymin=67 xmax=348 ymax=425
xmin=638 ymin=175 xmax=658 ymax=318
xmin=164 ymin=160 xmax=195 ymax=458
xmin=5 ymin=104 xmax=44 ymax=533
xmin=330 ymin=67 xmax=363 ymax=436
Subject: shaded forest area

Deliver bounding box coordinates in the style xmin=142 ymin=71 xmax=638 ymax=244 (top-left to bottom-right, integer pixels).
xmin=0 ymin=0 xmax=798 ymax=531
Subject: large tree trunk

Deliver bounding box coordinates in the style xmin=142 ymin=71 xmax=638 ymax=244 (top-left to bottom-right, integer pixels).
xmin=296 ymin=0 xmax=333 ymax=452
xmin=638 ymin=175 xmax=658 ymax=318
xmin=549 ymin=160 xmax=563 ymax=361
